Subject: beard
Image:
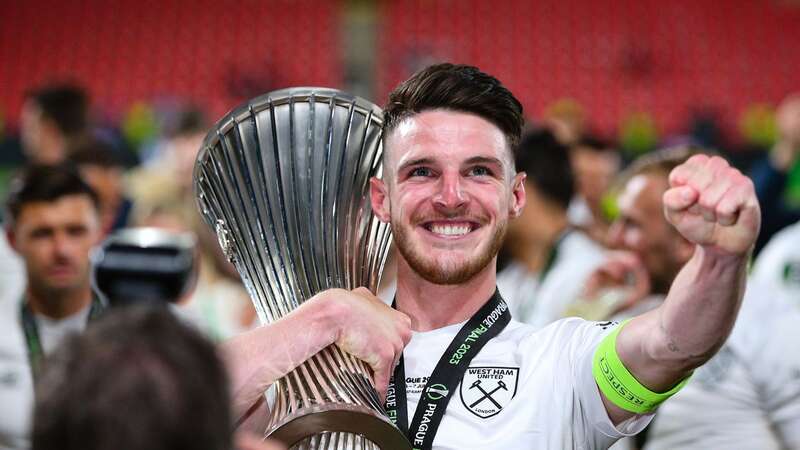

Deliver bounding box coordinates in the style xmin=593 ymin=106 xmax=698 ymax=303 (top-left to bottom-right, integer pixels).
xmin=392 ymin=216 xmax=508 ymax=285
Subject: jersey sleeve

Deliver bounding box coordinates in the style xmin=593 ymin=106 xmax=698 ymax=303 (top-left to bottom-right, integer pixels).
xmin=548 ymin=318 xmax=655 ymax=448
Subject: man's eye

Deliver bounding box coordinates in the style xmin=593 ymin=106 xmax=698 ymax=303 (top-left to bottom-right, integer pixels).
xmin=409 ymin=167 xmax=432 ymax=177
xmin=469 ymin=166 xmax=492 ymax=176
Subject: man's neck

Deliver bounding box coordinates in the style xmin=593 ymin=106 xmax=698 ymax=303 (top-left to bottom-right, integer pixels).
xmin=395 ymin=258 xmax=498 ymax=332
xmin=26 ymin=285 xmax=92 ymax=320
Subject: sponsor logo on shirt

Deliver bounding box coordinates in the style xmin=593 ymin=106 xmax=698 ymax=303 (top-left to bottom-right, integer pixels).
xmin=783 ymin=261 xmax=800 ymax=286
xmin=595 ymin=320 xmax=619 ymax=330
xmin=460 ymin=366 xmax=519 ymax=418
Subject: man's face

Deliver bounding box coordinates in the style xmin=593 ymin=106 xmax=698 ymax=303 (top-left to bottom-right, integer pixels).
xmin=571 ymin=146 xmax=619 ymax=211
xmin=371 ymin=110 xmax=525 ymax=285
xmin=20 ymin=101 xmax=64 ymax=164
xmin=9 ymin=195 xmax=101 ymax=296
xmin=608 ymin=173 xmax=689 ymax=293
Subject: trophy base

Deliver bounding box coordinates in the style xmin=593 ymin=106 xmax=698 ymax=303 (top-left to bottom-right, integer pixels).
xmin=267 ymin=403 xmax=411 ymax=449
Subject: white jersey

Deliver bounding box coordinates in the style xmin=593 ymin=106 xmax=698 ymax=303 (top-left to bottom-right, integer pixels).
xmin=0 ymin=233 xmax=24 ymax=319
xmin=401 ymin=317 xmax=651 ymax=449
xmin=498 ymin=230 xmax=607 ymax=329
xmin=0 ymin=300 xmax=91 ymax=450
xmin=752 ymin=220 xmax=800 ymax=299
xmin=645 ymin=281 xmax=800 ymax=450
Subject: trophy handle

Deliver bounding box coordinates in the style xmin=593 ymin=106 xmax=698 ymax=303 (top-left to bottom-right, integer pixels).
xmin=267 ymin=345 xmax=411 ymax=449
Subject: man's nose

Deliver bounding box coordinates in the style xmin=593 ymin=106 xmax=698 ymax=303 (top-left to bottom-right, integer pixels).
xmin=433 ymin=173 xmax=467 ymax=210
xmin=52 ymin=233 xmax=76 ymax=259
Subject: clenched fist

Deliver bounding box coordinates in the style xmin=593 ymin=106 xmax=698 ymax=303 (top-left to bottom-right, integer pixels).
xmin=664 ymin=155 xmax=760 ymax=255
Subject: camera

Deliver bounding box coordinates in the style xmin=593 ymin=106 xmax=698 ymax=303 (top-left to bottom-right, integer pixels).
xmin=91 ymin=228 xmax=198 ymax=307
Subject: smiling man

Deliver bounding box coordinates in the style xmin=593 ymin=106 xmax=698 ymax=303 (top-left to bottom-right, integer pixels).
xmin=0 ymin=164 xmax=103 ymax=449
xmin=224 ymin=64 xmax=761 ymax=449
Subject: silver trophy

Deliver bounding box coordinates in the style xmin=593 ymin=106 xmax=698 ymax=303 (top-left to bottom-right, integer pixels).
xmin=194 ymin=88 xmax=409 ymax=450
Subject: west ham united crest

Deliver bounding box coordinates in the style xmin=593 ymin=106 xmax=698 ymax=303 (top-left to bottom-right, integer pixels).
xmin=459 ymin=366 xmax=519 ymax=418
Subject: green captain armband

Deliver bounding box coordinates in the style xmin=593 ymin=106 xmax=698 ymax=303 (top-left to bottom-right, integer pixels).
xmin=592 ymin=320 xmax=691 ymax=414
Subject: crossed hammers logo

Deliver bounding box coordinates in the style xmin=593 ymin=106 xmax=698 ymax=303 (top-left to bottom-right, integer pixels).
xmin=468 ymin=379 xmax=508 ymax=409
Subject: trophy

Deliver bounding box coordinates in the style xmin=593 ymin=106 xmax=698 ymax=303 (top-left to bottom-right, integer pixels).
xmin=194 ymin=88 xmax=409 ymax=450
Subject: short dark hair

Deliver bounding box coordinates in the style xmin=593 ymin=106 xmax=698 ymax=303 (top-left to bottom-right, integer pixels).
xmin=515 ymin=128 xmax=575 ymax=210
xmin=383 ymin=63 xmax=524 ymax=150
xmin=32 ymin=306 xmax=232 ymax=450
xmin=69 ymin=139 xmax=123 ymax=169
xmin=573 ymin=134 xmax=614 ymax=153
xmin=4 ymin=164 xmax=100 ymax=225
xmin=26 ymin=85 xmax=89 ymax=137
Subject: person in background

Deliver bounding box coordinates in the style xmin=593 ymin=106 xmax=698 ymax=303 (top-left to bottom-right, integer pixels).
xmin=0 ymin=164 xmax=103 ymax=450
xmin=32 ymin=306 xmax=284 ymax=450
xmin=19 ymin=85 xmax=90 ymax=165
xmin=581 ymin=146 xmax=800 ymax=450
xmin=497 ymin=128 xmax=607 ymax=328
xmin=749 ymin=92 xmax=800 ymax=254
xmin=751 ymin=218 xmax=800 ymax=300
xmin=69 ymin=139 xmax=133 ymax=235
xmin=567 ymin=134 xmax=621 ymax=246
xmin=127 ymin=106 xmax=255 ymax=340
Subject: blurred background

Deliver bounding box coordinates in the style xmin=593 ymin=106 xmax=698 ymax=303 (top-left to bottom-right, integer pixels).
xmin=1 ymin=0 xmax=799 ymax=328
xmin=2 ymin=0 xmax=799 ymax=167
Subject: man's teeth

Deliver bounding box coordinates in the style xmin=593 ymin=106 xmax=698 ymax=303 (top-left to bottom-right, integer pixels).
xmin=430 ymin=224 xmax=471 ymax=236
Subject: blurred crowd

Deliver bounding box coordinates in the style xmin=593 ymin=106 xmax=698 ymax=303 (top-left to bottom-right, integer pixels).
xmin=0 ymin=81 xmax=799 ymax=450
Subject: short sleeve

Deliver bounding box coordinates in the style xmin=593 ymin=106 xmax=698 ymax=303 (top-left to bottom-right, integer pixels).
xmin=561 ymin=319 xmax=655 ymax=447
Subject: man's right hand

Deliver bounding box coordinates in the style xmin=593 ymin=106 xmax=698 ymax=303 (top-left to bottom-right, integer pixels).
xmin=319 ymin=287 xmax=412 ymax=399
xmin=223 ymin=287 xmax=411 ymax=423
xmin=581 ymin=251 xmax=651 ymax=317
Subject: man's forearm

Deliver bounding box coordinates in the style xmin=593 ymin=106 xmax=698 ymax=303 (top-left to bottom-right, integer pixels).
xmin=220 ymin=298 xmax=339 ymax=420
xmin=620 ymin=246 xmax=748 ymax=391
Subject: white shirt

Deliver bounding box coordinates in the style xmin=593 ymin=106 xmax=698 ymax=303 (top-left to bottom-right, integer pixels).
xmin=645 ymin=281 xmax=800 ymax=450
xmin=498 ymin=230 xmax=607 ymax=329
xmin=751 ymin=220 xmax=800 ymax=300
xmin=401 ymin=317 xmax=651 ymax=449
xmin=0 ymin=233 xmax=24 ymax=320
xmin=0 ymin=301 xmax=91 ymax=450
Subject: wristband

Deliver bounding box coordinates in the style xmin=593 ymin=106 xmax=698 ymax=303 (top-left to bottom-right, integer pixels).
xmin=592 ymin=320 xmax=691 ymax=414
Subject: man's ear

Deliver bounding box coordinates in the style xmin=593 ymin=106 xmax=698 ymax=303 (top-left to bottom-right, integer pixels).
xmin=5 ymin=227 xmax=18 ymax=253
xmin=369 ymin=177 xmax=391 ymax=223
xmin=509 ymin=172 xmax=527 ymax=218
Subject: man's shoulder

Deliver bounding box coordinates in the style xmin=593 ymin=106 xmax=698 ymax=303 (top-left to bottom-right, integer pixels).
xmin=502 ymin=317 xmax=616 ymax=354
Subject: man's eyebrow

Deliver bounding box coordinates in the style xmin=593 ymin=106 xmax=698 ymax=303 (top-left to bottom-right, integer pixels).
xmin=397 ymin=157 xmax=436 ymax=172
xmin=464 ymin=156 xmax=503 ymax=166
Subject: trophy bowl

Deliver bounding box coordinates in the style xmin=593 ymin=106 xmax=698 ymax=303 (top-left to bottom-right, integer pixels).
xmin=194 ymin=88 xmax=409 ymax=449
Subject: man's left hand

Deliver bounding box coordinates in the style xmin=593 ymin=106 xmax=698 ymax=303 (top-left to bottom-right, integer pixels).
xmin=664 ymin=155 xmax=760 ymax=256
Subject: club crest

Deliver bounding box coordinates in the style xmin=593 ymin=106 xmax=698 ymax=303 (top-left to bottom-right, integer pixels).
xmin=460 ymin=366 xmax=519 ymax=418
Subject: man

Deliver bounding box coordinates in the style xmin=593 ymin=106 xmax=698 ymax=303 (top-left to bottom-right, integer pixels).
xmin=749 ymin=92 xmax=800 ymax=254
xmin=19 ymin=85 xmax=90 ymax=165
xmin=751 ymin=218 xmax=800 ymax=299
xmin=583 ymin=147 xmax=800 ymax=449
xmin=223 ymin=64 xmax=760 ymax=449
xmin=567 ymin=135 xmax=621 ymax=245
xmin=0 ymin=164 xmax=103 ymax=449
xmin=588 ymin=147 xmax=701 ymax=320
xmin=497 ymin=128 xmax=607 ymax=328
xmin=32 ymin=306 xmax=284 ymax=450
